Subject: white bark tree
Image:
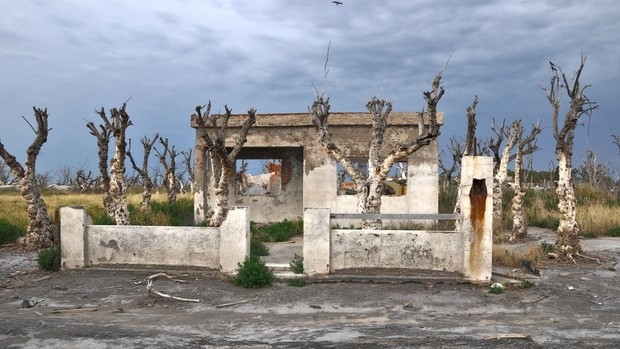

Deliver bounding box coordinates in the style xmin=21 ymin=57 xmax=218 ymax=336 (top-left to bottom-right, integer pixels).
xmin=181 ymin=149 xmax=194 ymax=193
xmin=154 ymin=137 xmax=179 ymax=204
xmin=127 ymin=134 xmax=159 ymax=210
xmin=491 ymin=119 xmax=521 ymax=232
xmin=94 ymin=102 xmax=133 ymax=225
xmin=0 ymin=107 xmax=58 ymax=249
xmin=544 ymin=56 xmax=598 ymax=260
xmin=192 ymin=103 xmax=256 ymax=227
xmin=510 ymin=121 xmax=542 ymax=241
xmin=309 ymin=72 xmax=445 ymax=229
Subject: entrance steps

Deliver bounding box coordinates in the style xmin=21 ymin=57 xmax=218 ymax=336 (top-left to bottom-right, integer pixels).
xmin=265 ymin=262 xmax=305 ymax=279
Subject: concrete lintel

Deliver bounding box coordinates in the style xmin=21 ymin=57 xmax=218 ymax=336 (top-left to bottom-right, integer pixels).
xmin=303 ymin=208 xmax=331 ymax=275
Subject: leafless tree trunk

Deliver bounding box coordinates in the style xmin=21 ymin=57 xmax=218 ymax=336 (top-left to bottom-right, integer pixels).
xmin=577 ymin=149 xmax=610 ymax=189
xmin=181 ymin=149 xmax=194 ymax=193
xmin=613 ymin=135 xmax=620 ymax=155
xmin=0 ymin=107 xmax=58 ymax=249
xmin=75 ymin=169 xmax=96 ymax=193
xmin=492 ymin=119 xmax=521 ymax=233
xmin=155 ymin=137 xmax=179 ymax=204
xmin=453 ymin=96 xmax=480 ymax=221
xmin=192 ymin=103 xmax=256 ymax=227
xmin=0 ymin=159 xmax=12 ymax=185
xmin=510 ymin=122 xmax=542 ymax=241
xmin=309 ymin=72 xmax=445 ymax=229
xmin=94 ymin=102 xmax=133 ymax=225
xmin=86 ymin=118 xmax=114 ymax=217
xmin=544 ymin=56 xmax=598 ymax=260
xmin=127 ymin=134 xmax=159 ymax=210
xmin=438 ymin=136 xmax=464 ymax=186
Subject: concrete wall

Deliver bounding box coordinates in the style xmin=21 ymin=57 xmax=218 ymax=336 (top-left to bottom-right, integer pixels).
xmin=60 ymin=206 xmax=250 ymax=274
xmin=303 ymin=156 xmax=494 ymax=283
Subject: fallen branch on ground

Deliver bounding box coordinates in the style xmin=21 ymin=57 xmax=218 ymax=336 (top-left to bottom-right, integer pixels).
xmin=575 ymin=253 xmax=600 ymax=264
xmin=215 ymin=298 xmax=258 ymax=308
xmin=146 ymin=280 xmax=200 ymax=303
xmin=519 ymin=295 xmax=548 ymax=305
xmin=146 ymin=272 xmax=189 ymax=283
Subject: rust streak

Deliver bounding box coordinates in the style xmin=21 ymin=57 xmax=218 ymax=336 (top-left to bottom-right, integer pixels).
xmin=469 ymin=179 xmax=487 ymax=275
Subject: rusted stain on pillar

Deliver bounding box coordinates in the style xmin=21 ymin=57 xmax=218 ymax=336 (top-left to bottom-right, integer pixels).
xmin=469 ymin=178 xmax=487 ymax=275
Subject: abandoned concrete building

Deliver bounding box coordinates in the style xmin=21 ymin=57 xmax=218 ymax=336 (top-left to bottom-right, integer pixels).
xmin=191 ymin=111 xmax=444 ymax=224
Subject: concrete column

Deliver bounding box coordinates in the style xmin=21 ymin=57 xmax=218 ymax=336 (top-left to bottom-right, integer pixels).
xmin=303 ymin=208 xmax=331 ymax=275
xmin=60 ymin=206 xmax=92 ymax=269
xmin=219 ymin=206 xmax=250 ymax=274
xmin=193 ymin=139 xmax=207 ymax=224
xmin=459 ymin=156 xmax=494 ymax=282
xmin=407 ymin=139 xmax=439 ymax=214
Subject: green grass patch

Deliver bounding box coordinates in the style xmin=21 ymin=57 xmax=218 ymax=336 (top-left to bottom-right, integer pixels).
xmin=289 ymin=254 xmax=304 ymax=274
xmin=287 ymin=278 xmax=306 ymax=287
xmin=607 ymin=227 xmax=620 ymax=237
xmin=232 ymin=257 xmax=272 ymax=288
xmin=37 ymin=245 xmax=61 ymax=272
xmin=0 ymin=219 xmax=26 ymax=246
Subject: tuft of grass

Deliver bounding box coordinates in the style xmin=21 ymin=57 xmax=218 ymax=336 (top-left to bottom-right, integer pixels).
xmin=232 ymin=257 xmax=272 ymax=288
xmin=540 ymin=241 xmax=555 ymax=253
xmin=520 ymin=280 xmax=535 ymax=289
xmin=489 ymin=283 xmax=505 ymax=294
xmin=289 ymin=254 xmax=304 ymax=274
xmin=606 ymin=227 xmax=620 ymax=237
xmin=250 ymin=237 xmax=269 ymax=259
xmin=580 ymin=231 xmax=597 ymax=239
xmin=38 ymin=245 xmax=61 ymax=272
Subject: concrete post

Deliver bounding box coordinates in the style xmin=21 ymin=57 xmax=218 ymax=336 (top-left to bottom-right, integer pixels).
xmin=219 ymin=206 xmax=250 ymax=274
xmin=459 ymin=156 xmax=493 ymax=282
xmin=303 ymin=208 xmax=331 ymax=275
xmin=60 ymin=206 xmax=92 ymax=269
xmin=193 ymin=140 xmax=207 ymax=224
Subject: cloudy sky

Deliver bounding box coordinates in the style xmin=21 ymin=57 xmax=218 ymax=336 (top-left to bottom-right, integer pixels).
xmin=1 ymin=0 xmax=619 ymax=180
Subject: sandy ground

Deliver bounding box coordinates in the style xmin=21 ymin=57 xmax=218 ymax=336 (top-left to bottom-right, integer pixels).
xmin=1 ymin=228 xmax=619 ymax=348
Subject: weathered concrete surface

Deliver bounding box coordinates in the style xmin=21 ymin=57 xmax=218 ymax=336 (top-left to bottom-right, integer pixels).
xmin=2 ymin=234 xmax=620 ymax=348
xmin=303 ymin=208 xmax=331 ymax=275
xmin=330 ymin=230 xmax=462 ymax=272
xmin=60 ymin=207 xmax=250 ymax=273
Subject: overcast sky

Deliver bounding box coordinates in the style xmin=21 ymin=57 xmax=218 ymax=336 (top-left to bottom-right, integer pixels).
xmin=1 ymin=0 xmax=619 ymax=180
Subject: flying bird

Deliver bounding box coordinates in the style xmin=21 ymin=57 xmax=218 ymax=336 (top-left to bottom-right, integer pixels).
xmin=332 ymin=1 xmax=343 ymax=5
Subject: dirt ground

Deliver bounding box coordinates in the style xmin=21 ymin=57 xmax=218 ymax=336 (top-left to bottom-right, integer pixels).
xmin=1 ymin=228 xmax=619 ymax=349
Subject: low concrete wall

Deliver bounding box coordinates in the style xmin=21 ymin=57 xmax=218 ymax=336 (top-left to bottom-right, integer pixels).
xmin=60 ymin=206 xmax=250 ymax=274
xmin=330 ymin=230 xmax=462 ymax=272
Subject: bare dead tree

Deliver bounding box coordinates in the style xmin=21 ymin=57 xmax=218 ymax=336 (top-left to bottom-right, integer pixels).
xmin=181 ymin=149 xmax=194 ymax=193
xmin=613 ymin=135 xmax=620 ymax=155
xmin=309 ymin=72 xmax=445 ymax=229
xmin=54 ymin=165 xmax=74 ymax=186
xmin=438 ymin=136 xmax=464 ymax=185
xmin=127 ymin=134 xmax=159 ymax=210
xmin=75 ymin=169 xmax=96 ymax=193
xmin=492 ymin=119 xmax=521 ymax=233
xmin=154 ymin=137 xmax=179 ymax=204
xmin=488 ymin=119 xmax=507 ymax=174
xmin=544 ymin=56 xmax=598 ymax=260
xmin=576 ymin=149 xmax=611 ymax=190
xmin=0 ymin=159 xmax=12 ymax=185
xmin=0 ymin=107 xmax=58 ymax=249
xmin=94 ymin=101 xmax=133 ymax=225
xmin=192 ymin=103 xmax=256 ymax=226
xmin=464 ymin=95 xmax=479 ymax=156
xmin=510 ymin=121 xmax=542 ymax=241
xmin=86 ymin=118 xmax=114 ymax=217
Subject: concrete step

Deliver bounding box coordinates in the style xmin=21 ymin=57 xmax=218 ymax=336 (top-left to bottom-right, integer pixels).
xmin=266 ymin=263 xmax=305 ymax=279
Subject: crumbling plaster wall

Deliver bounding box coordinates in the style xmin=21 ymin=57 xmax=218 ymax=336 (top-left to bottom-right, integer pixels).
xmin=192 ymin=112 xmax=442 ymax=223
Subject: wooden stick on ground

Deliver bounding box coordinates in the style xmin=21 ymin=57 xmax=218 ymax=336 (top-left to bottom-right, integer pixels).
xmin=216 ymin=298 xmax=258 ymax=308
xmin=146 ymin=272 xmax=189 ymax=283
xmin=146 ymin=280 xmax=200 ymax=303
xmin=484 ymin=333 xmax=531 ymax=340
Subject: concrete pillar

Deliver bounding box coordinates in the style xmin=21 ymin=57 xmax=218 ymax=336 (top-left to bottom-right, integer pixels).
xmin=60 ymin=206 xmax=92 ymax=269
xmin=303 ymin=208 xmax=331 ymax=275
xmin=459 ymin=156 xmax=494 ymax=282
xmin=407 ymin=139 xmax=439 ymax=214
xmin=219 ymin=206 xmax=250 ymax=274
xmin=193 ymin=139 xmax=207 ymax=224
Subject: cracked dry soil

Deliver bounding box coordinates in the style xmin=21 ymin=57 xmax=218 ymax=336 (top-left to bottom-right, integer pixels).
xmin=1 ymin=230 xmax=619 ymax=349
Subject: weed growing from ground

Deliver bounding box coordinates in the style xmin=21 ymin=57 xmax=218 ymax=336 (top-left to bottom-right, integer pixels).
xmin=540 ymin=241 xmax=555 ymax=253
xmin=37 ymin=245 xmax=60 ymax=272
xmin=520 ymin=280 xmax=535 ymax=288
xmin=489 ymin=283 xmax=505 ymax=294
xmin=0 ymin=219 xmax=26 ymax=246
xmin=607 ymin=227 xmax=620 ymax=237
xmin=233 ymin=257 xmax=272 ymax=288
xmin=289 ymin=254 xmax=304 ymax=274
